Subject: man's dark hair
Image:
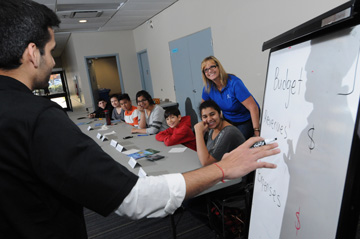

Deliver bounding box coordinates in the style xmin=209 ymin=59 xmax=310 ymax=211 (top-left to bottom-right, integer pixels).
xmin=119 ymin=93 xmax=131 ymax=102
xmin=135 ymin=90 xmax=154 ymax=105
xmin=164 ymin=107 xmax=181 ymax=119
xmin=0 ymin=0 xmax=60 ymax=70
xmin=199 ymin=100 xmax=222 ymax=115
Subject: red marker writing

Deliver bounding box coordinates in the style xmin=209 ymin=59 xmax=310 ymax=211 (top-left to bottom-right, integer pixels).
xmin=295 ymin=207 xmax=301 ymax=235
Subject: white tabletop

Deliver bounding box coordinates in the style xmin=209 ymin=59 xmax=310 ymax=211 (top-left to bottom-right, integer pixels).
xmin=74 ymin=117 xmax=242 ymax=195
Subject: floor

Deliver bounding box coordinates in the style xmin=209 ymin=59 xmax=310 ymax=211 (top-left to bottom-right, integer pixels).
xmin=84 ymin=207 xmax=217 ymax=239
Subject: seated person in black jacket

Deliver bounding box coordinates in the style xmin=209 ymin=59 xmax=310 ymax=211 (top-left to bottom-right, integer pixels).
xmin=88 ymin=98 xmax=113 ymax=118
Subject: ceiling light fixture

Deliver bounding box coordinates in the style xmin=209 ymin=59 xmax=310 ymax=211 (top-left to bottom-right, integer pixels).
xmin=79 ymin=19 xmax=87 ymax=23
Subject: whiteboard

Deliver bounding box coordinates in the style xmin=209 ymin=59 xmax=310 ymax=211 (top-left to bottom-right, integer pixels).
xmin=249 ymin=25 xmax=360 ymax=239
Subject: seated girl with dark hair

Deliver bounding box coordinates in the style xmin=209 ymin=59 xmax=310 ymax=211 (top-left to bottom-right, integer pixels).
xmin=194 ymin=100 xmax=245 ymax=166
xmin=110 ymin=94 xmax=124 ymax=121
xmin=131 ymin=90 xmax=168 ymax=134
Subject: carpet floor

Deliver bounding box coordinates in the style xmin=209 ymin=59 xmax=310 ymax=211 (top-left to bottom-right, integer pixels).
xmin=84 ymin=207 xmax=217 ymax=239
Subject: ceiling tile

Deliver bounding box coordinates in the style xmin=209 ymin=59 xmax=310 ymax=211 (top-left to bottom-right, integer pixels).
xmin=31 ymin=0 xmax=179 ymax=57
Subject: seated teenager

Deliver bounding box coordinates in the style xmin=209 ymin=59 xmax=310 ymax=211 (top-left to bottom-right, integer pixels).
xmin=110 ymin=94 xmax=124 ymax=121
xmin=119 ymin=93 xmax=140 ymax=127
xmin=88 ymin=98 xmax=113 ymax=118
xmin=131 ymin=90 xmax=168 ymax=134
xmin=156 ymin=107 xmax=196 ymax=151
xmin=194 ymin=100 xmax=245 ymax=166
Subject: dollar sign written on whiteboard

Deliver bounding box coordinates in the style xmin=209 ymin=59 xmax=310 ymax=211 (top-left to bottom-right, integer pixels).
xmin=295 ymin=207 xmax=301 ymax=236
xmin=307 ymin=125 xmax=315 ymax=153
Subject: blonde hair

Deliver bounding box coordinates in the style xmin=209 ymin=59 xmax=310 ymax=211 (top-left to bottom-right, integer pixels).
xmin=201 ymin=56 xmax=229 ymax=93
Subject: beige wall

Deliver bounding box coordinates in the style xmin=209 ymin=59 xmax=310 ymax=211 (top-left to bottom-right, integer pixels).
xmin=133 ymin=0 xmax=348 ymax=105
xmin=61 ymin=30 xmax=141 ymax=112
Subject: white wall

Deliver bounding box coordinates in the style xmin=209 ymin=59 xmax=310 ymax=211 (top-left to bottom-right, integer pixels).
xmin=61 ymin=30 xmax=141 ymax=111
xmin=133 ymin=0 xmax=348 ymax=106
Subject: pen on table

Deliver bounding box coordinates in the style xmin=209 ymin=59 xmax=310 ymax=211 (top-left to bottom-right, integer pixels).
xmin=251 ymin=138 xmax=277 ymax=148
xmin=137 ymin=134 xmax=149 ymax=136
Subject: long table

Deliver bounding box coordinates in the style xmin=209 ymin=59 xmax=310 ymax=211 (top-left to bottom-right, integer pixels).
xmin=74 ymin=116 xmax=242 ymax=195
xmin=73 ymin=115 xmax=244 ymax=238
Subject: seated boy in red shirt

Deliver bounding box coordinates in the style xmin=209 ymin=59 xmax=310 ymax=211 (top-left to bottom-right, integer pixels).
xmin=155 ymin=107 xmax=196 ymax=151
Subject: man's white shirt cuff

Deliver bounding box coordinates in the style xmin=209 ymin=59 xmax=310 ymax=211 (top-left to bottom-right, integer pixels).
xmin=115 ymin=173 xmax=186 ymax=219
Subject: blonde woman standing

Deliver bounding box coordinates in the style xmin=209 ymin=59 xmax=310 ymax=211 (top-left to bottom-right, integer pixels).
xmin=201 ymin=56 xmax=260 ymax=139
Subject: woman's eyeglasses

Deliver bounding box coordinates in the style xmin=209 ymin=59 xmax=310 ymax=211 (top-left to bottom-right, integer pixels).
xmin=203 ymin=65 xmax=217 ymax=73
xmin=137 ymin=99 xmax=148 ymax=104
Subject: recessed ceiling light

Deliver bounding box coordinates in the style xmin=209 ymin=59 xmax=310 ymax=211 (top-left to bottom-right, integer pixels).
xmin=79 ymin=20 xmax=87 ymax=23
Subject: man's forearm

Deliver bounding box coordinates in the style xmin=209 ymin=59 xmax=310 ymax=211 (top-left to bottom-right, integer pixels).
xmin=138 ymin=111 xmax=146 ymax=128
xmin=195 ymin=129 xmax=215 ymax=166
xmin=183 ymin=163 xmax=223 ymax=199
xmin=184 ymin=137 xmax=279 ymax=199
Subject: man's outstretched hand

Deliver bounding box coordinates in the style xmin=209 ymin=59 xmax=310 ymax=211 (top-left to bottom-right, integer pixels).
xmin=218 ymin=137 xmax=280 ymax=180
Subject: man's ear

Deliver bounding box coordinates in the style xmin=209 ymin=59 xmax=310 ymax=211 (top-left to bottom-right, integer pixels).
xmin=26 ymin=43 xmax=40 ymax=68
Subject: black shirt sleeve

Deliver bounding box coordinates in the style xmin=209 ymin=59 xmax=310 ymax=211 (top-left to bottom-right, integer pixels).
xmin=30 ymin=106 xmax=138 ymax=216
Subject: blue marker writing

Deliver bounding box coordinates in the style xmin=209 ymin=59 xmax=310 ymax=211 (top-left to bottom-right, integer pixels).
xmin=251 ymin=138 xmax=277 ymax=148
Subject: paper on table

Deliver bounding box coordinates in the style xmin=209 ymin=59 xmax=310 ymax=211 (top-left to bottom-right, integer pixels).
xmin=122 ymin=149 xmax=140 ymax=155
xmin=169 ymin=147 xmax=187 ymax=153
xmin=97 ymin=125 xmax=108 ymax=131
xmin=103 ymin=131 xmax=116 ymax=136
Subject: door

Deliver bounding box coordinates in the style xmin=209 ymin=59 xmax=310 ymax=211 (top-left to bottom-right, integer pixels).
xmin=137 ymin=50 xmax=154 ymax=96
xmin=85 ymin=55 xmax=124 ymax=110
xmin=169 ymin=28 xmax=214 ymax=120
